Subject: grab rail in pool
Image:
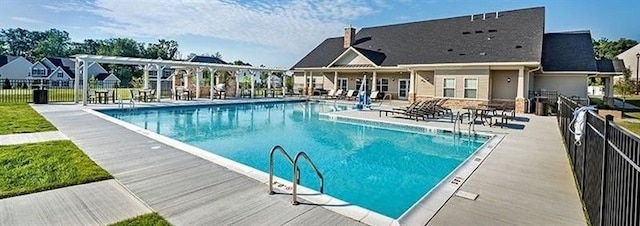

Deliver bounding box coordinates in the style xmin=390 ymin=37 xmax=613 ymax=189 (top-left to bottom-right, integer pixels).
xmin=292 ymin=151 xmax=325 ymax=205
xmin=268 ymin=145 xmax=300 ymax=195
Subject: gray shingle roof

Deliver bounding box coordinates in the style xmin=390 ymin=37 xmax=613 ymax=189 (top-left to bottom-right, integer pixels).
xmin=292 ymin=7 xmax=545 ymax=69
xmin=596 ymin=59 xmax=625 ymax=73
xmin=46 ymin=57 xmax=77 ymax=78
xmin=541 ymin=31 xmax=598 ymax=72
xmin=0 ymin=55 xmax=19 ymax=68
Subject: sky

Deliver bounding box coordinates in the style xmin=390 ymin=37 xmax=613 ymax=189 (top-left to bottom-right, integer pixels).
xmin=0 ymin=0 xmax=638 ymax=68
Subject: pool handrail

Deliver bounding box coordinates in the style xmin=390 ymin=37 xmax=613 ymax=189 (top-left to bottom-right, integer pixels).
xmin=268 ymin=145 xmax=300 ymax=195
xmin=292 ymin=151 xmax=325 ymax=205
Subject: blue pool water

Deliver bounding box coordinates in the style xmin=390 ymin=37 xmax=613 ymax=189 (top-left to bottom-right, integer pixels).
xmin=101 ymin=101 xmax=487 ymax=218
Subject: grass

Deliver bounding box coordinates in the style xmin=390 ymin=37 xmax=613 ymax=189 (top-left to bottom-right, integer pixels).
xmin=109 ymin=213 xmax=171 ymax=226
xmin=617 ymin=121 xmax=640 ymax=136
xmin=0 ymin=103 xmax=56 ymax=135
xmin=0 ymin=140 xmax=112 ymax=199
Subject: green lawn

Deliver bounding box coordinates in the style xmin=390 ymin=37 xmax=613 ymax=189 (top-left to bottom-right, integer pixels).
xmin=617 ymin=121 xmax=640 ymax=136
xmin=109 ymin=213 xmax=171 ymax=226
xmin=0 ymin=103 xmax=56 ymax=135
xmin=0 ymin=140 xmax=112 ymax=199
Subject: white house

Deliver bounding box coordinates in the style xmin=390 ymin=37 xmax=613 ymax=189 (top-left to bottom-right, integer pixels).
xmin=0 ymin=55 xmax=33 ymax=80
xmin=616 ymin=44 xmax=640 ymax=80
xmin=29 ymin=57 xmax=120 ymax=87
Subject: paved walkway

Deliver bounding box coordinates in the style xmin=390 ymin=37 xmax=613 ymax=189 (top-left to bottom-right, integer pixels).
xmin=0 ymin=180 xmax=152 ymax=225
xmin=0 ymin=131 xmax=67 ymax=145
xmin=31 ymin=105 xmax=364 ymax=226
xmin=330 ymin=109 xmax=587 ymax=225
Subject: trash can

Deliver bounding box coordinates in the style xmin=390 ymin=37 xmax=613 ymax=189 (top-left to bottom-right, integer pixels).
xmin=535 ymin=96 xmax=548 ymax=116
xmin=33 ymin=89 xmax=48 ymax=104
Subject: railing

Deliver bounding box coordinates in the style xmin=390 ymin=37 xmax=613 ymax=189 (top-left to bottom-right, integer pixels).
xmin=292 ymin=151 xmax=324 ymax=205
xmin=268 ymin=145 xmax=300 ymax=195
xmin=0 ymin=78 xmax=127 ymax=103
xmin=557 ymin=95 xmax=640 ymax=226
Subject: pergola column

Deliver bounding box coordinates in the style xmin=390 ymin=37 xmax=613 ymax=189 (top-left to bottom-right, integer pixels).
xmin=172 ymin=69 xmax=178 ymax=98
xmin=185 ymin=68 xmax=191 ymax=90
xmin=143 ymin=64 xmax=149 ymax=89
xmin=371 ymin=71 xmax=378 ymax=92
xmin=235 ymin=70 xmax=240 ymax=97
xmin=155 ymin=64 xmax=162 ymax=102
xmin=196 ymin=67 xmax=202 ymax=99
xmin=209 ymin=68 xmax=217 ymax=100
xmin=74 ymin=58 xmax=80 ymax=103
xmin=82 ymin=60 xmax=91 ymax=106
xmin=267 ymin=72 xmax=272 ymax=90
xmin=333 ymin=71 xmax=338 ymax=90
xmin=250 ymin=70 xmax=255 ymax=99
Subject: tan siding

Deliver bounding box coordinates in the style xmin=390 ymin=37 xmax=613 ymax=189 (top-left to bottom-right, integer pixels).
xmin=415 ymin=71 xmax=435 ymax=98
xmin=434 ymin=69 xmax=489 ymax=100
xmin=534 ymin=74 xmax=588 ymax=97
xmin=490 ymin=70 xmax=518 ymax=100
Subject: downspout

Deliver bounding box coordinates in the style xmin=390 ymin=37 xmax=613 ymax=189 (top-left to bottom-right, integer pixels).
xmin=526 ymin=65 xmax=542 ymax=113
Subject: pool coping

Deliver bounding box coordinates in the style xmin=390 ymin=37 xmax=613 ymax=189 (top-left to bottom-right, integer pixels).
xmin=318 ymin=112 xmax=503 ymax=225
xmin=85 ymin=102 xmax=502 ymax=226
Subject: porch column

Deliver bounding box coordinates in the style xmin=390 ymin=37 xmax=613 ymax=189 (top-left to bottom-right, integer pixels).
xmin=195 ymin=67 xmax=202 ymax=99
xmin=155 ymin=64 xmax=162 ymax=102
xmin=172 ymin=69 xmax=178 ymax=97
xmin=333 ymin=71 xmax=338 ymax=90
xmin=143 ymin=64 xmax=149 ymax=89
xmin=515 ymin=67 xmax=526 ymax=113
xmin=409 ymin=70 xmax=416 ymax=101
xmin=371 ymin=71 xmax=378 ymax=92
xmin=185 ymin=69 xmax=191 ymax=90
xmin=309 ymin=71 xmax=314 ymax=95
xmin=73 ymin=58 xmax=80 ymax=103
xmin=209 ymin=68 xmax=216 ymax=100
xmin=267 ymin=72 xmax=272 ymax=89
xmin=303 ymin=71 xmax=307 ymax=95
xmin=82 ymin=61 xmax=91 ymax=106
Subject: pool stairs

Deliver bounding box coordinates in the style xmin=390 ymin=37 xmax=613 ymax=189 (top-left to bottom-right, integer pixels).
xmin=268 ymin=145 xmax=325 ymax=205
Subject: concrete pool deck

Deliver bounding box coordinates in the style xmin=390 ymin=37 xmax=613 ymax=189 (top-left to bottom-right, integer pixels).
xmin=29 ymin=98 xmax=586 ymax=225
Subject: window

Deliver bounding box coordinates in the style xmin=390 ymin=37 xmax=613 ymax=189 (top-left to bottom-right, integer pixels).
xmin=443 ymin=78 xmax=455 ymax=97
xmin=464 ymin=78 xmax=478 ymax=98
xmin=163 ymin=70 xmax=171 ymax=78
xmin=377 ymin=78 xmax=389 ymax=92
xmin=337 ymin=78 xmax=348 ymax=91
xmin=57 ymin=71 xmax=63 ymax=78
xmin=149 ymin=71 xmax=158 ymax=77
xmin=32 ymin=68 xmax=45 ymax=76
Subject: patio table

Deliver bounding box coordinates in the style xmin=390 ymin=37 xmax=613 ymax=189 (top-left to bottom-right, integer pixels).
xmin=139 ymin=89 xmax=152 ymax=102
xmin=95 ymin=90 xmax=109 ymax=104
xmin=463 ymin=106 xmax=496 ymax=126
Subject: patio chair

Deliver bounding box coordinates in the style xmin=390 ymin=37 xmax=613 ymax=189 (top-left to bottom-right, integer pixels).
xmin=129 ymin=89 xmax=141 ymax=102
xmin=106 ymin=89 xmax=115 ymax=103
xmin=87 ymin=90 xmax=97 ymax=103
xmin=433 ymin=98 xmax=452 ymax=115
xmin=341 ymin=90 xmax=355 ymax=100
xmin=377 ymin=100 xmax=429 ymax=121
xmin=323 ymin=89 xmax=336 ymax=99
xmin=370 ymin=91 xmax=380 ymax=102
xmin=148 ymin=89 xmax=156 ymax=102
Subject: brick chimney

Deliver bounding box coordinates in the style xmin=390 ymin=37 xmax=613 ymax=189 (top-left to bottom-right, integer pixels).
xmin=344 ymin=26 xmax=356 ymax=48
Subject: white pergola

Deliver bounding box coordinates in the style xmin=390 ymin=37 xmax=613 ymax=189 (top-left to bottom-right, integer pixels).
xmin=71 ymin=54 xmax=286 ymax=106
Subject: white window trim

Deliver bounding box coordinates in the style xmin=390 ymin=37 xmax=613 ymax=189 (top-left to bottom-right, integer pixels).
xmin=337 ymin=78 xmax=348 ymax=90
xmin=443 ymin=77 xmax=456 ymax=97
xmin=463 ymin=78 xmax=478 ymax=98
xmin=377 ymin=77 xmax=390 ymax=92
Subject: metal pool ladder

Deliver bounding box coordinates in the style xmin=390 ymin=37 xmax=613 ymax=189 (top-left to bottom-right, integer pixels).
xmin=292 ymin=151 xmax=324 ymax=205
xmin=268 ymin=145 xmax=300 ymax=195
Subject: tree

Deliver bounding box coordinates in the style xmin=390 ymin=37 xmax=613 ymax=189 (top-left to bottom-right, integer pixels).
xmin=185 ymin=52 xmax=197 ymax=60
xmin=614 ymin=68 xmax=635 ymax=102
xmin=232 ymin=60 xmax=252 ymax=66
xmin=593 ymin=38 xmax=639 ymax=60
xmin=0 ymin=39 xmax=7 ymax=55
xmin=143 ymin=39 xmax=179 ymax=60
xmin=34 ymin=29 xmax=70 ymax=59
xmin=0 ymin=28 xmax=46 ymax=61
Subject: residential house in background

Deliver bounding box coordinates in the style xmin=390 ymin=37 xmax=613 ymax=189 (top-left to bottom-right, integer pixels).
xmin=616 ymin=43 xmax=640 ymax=80
xmin=291 ymin=7 xmax=618 ymax=113
xmin=29 ymin=57 xmax=120 ymax=87
xmin=0 ymin=55 xmax=33 ymax=80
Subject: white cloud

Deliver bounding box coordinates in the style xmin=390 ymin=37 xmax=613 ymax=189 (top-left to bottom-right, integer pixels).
xmin=10 ymin=16 xmax=42 ymax=24
xmin=82 ymin=0 xmax=381 ymax=54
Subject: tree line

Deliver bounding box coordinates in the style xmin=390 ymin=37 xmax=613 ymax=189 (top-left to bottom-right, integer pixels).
xmin=0 ymin=27 xmax=253 ymax=86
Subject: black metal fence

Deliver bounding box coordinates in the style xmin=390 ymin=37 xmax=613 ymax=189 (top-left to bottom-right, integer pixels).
xmin=1 ymin=79 xmax=76 ymax=103
xmin=557 ymin=94 xmax=639 ymax=226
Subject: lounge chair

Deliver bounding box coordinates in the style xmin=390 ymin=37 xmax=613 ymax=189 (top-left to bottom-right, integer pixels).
xmin=106 ymin=89 xmax=115 ymax=103
xmin=378 ymin=100 xmax=431 ymax=121
xmin=342 ymin=90 xmax=355 ymax=100
xmin=433 ymin=98 xmax=452 ymax=115
xmin=370 ymin=91 xmax=380 ymax=102
xmin=148 ymin=89 xmax=156 ymax=102
xmin=323 ymin=89 xmax=336 ymax=99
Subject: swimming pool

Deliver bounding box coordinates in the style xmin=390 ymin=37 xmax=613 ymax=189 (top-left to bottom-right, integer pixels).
xmin=100 ymin=101 xmax=488 ymax=219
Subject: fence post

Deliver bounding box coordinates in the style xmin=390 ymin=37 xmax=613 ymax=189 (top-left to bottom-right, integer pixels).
xmin=599 ymin=114 xmax=613 ymax=226
xmin=581 ymin=111 xmax=588 ymax=198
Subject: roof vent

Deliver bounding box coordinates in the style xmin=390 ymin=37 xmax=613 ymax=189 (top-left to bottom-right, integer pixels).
xmin=462 ymin=31 xmax=471 ymax=35
xmin=515 ymin=45 xmax=523 ymax=49
xmin=475 ymin=30 xmax=483 ymax=34
xmin=482 ymin=13 xmax=486 ymax=20
xmin=447 ymin=49 xmax=453 ymax=52
xmin=495 ymin=11 xmax=499 ymax=19
xmin=459 ymin=53 xmax=466 ymax=56
xmin=488 ymin=29 xmax=497 ymax=33
xmin=470 ymin=14 xmax=474 ymax=21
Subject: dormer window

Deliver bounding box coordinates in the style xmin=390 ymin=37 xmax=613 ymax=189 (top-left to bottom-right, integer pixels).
xmin=57 ymin=71 xmax=63 ymax=78
xmin=32 ymin=68 xmax=46 ymax=76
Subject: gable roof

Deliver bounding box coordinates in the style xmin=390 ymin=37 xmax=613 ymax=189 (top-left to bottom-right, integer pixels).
xmin=188 ymin=55 xmax=227 ymax=64
xmin=95 ymin=73 xmax=119 ymax=81
xmin=292 ymin=7 xmax=545 ymax=69
xmin=0 ymin=55 xmax=19 ymax=68
xmin=541 ymin=31 xmax=598 ymax=72
xmin=596 ymin=59 xmax=625 ymax=73
xmin=45 ymin=57 xmax=77 ymax=78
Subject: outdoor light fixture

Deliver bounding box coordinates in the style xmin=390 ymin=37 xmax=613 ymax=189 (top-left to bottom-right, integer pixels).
xmin=507 ymin=77 xmax=511 ymax=83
